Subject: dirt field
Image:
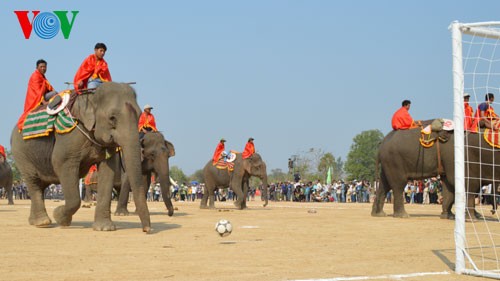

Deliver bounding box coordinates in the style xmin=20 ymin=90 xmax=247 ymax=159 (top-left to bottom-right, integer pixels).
xmin=0 ymin=199 xmax=493 ymax=281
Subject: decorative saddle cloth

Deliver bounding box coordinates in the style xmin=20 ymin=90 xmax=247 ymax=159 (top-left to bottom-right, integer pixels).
xmin=484 ymin=128 xmax=500 ymax=148
xmin=419 ymin=118 xmax=453 ymax=148
xmin=214 ymin=151 xmax=238 ymax=171
xmin=21 ymin=90 xmax=77 ymax=140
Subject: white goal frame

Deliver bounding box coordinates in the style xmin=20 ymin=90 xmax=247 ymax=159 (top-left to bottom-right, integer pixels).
xmin=452 ymin=20 xmax=500 ymax=279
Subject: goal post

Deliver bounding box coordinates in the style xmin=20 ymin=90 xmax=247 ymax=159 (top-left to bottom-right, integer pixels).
xmin=451 ymin=21 xmax=500 ymax=279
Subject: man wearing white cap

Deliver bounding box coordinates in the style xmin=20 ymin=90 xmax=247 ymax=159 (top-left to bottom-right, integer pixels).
xmin=138 ymin=104 xmax=158 ymax=139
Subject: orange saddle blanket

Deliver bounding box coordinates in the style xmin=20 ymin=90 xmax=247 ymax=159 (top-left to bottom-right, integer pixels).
xmin=484 ymin=128 xmax=500 ymax=148
xmin=215 ymin=158 xmax=234 ymax=171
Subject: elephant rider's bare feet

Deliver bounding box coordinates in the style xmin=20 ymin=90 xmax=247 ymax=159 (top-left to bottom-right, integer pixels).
xmin=93 ymin=219 xmax=116 ymax=231
xmin=393 ymin=211 xmax=410 ymax=218
xmin=53 ymin=206 xmax=73 ymax=226
xmin=114 ymin=208 xmax=130 ymax=216
xmin=371 ymin=210 xmax=387 ymax=217
xmin=29 ymin=214 xmax=52 ymax=227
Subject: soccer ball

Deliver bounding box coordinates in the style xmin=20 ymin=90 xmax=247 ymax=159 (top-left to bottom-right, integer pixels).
xmin=215 ymin=219 xmax=232 ymax=237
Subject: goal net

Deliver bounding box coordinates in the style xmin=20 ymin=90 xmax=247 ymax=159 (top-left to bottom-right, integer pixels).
xmin=452 ymin=21 xmax=500 ymax=279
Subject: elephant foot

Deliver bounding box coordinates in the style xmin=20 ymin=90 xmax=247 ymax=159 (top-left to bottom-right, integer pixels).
xmin=142 ymin=226 xmax=152 ymax=234
xmin=29 ymin=214 xmax=52 ymax=227
xmin=53 ymin=206 xmax=72 ymax=226
xmin=440 ymin=212 xmax=455 ymax=220
xmin=233 ymin=201 xmax=243 ymax=210
xmin=114 ymin=208 xmax=130 ymax=216
xmin=371 ymin=210 xmax=387 ymax=217
xmin=393 ymin=211 xmax=410 ymax=218
xmin=200 ymin=204 xmax=209 ymax=209
xmin=93 ymin=219 xmax=116 ymax=231
xmin=8 ymin=201 xmax=14 ymax=205
xmin=474 ymin=211 xmax=484 ymax=220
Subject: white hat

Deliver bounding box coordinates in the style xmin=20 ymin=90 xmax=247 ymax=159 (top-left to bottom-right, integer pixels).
xmin=463 ymin=93 xmax=470 ymax=97
xmin=144 ymin=104 xmax=153 ymax=110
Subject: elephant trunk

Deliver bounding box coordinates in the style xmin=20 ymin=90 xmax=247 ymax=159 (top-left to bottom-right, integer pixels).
xmin=261 ymin=173 xmax=269 ymax=207
xmin=157 ymin=163 xmax=174 ymax=216
xmin=122 ymin=140 xmax=151 ymax=232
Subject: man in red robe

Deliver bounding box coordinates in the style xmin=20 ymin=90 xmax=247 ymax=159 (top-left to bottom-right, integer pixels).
xmin=138 ymin=104 xmax=158 ymax=139
xmin=242 ymin=137 xmax=255 ymax=159
xmin=17 ymin=59 xmax=57 ymax=130
xmin=74 ymin=43 xmax=112 ymax=92
xmin=212 ymin=138 xmax=226 ymax=165
xmin=391 ymin=100 xmax=420 ymax=130
xmin=464 ymin=93 xmax=474 ymax=131
xmin=0 ymin=144 xmax=5 ymax=161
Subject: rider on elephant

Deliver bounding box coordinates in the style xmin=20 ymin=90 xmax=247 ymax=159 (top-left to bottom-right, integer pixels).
xmin=74 ymin=43 xmax=112 ymax=92
xmin=242 ymin=137 xmax=255 ymax=159
xmin=212 ymin=138 xmax=226 ymax=165
xmin=464 ymin=93 xmax=474 ymax=131
xmin=391 ymin=100 xmax=421 ymax=130
xmin=17 ymin=59 xmax=57 ymax=130
xmin=0 ymin=144 xmax=5 ymax=162
xmin=138 ymin=104 xmax=158 ymax=139
xmin=471 ymin=93 xmax=499 ymax=132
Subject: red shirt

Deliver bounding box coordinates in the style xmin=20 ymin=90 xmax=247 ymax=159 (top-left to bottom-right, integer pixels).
xmin=73 ymin=54 xmax=111 ymax=91
xmin=464 ymin=102 xmax=474 ymax=131
xmin=0 ymin=145 xmax=5 ymax=159
xmin=138 ymin=112 xmax=158 ymax=132
xmin=212 ymin=142 xmax=225 ymax=165
xmin=391 ymin=106 xmax=416 ymax=130
xmin=17 ymin=70 xmax=54 ymax=130
xmin=242 ymin=141 xmax=255 ymax=159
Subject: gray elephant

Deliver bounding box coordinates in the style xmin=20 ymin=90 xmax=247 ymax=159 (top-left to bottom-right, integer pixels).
xmin=372 ymin=126 xmax=496 ymax=219
xmin=200 ymin=152 xmax=268 ymax=209
xmin=11 ymin=82 xmax=151 ymax=232
xmin=82 ymin=132 xmax=175 ymax=216
xmin=0 ymin=156 xmax=14 ymax=205
xmin=115 ymin=132 xmax=175 ymax=216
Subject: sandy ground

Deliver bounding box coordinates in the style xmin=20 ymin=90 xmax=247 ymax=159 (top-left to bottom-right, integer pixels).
xmin=0 ymin=198 xmax=494 ymax=281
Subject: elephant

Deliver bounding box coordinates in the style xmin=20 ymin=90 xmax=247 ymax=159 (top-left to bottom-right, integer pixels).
xmin=0 ymin=157 xmax=14 ymax=205
xmin=200 ymin=152 xmax=268 ymax=209
xmin=11 ymin=82 xmax=151 ymax=232
xmin=115 ymin=132 xmax=175 ymax=216
xmin=371 ymin=124 xmax=498 ymax=220
xmin=82 ymin=132 xmax=175 ymax=217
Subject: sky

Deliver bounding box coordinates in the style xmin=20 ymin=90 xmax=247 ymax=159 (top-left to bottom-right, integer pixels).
xmin=1 ymin=1 xmax=500 ymax=175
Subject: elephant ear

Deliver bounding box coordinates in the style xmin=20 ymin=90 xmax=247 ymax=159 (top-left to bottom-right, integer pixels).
xmin=71 ymin=95 xmax=97 ymax=131
xmin=165 ymin=140 xmax=175 ymax=157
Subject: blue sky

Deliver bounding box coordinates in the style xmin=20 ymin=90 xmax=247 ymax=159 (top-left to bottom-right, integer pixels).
xmin=1 ymin=1 xmax=499 ymax=175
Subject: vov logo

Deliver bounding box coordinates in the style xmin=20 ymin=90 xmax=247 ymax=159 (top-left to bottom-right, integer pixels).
xmin=14 ymin=11 xmax=79 ymax=39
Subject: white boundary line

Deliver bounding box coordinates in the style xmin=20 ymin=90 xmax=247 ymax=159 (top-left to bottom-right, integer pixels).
xmin=290 ymin=271 xmax=450 ymax=281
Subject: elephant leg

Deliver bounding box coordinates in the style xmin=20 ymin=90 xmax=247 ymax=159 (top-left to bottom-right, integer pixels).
xmin=115 ymin=177 xmax=131 ymax=216
xmin=6 ymin=182 xmax=14 ymax=205
xmin=83 ymin=185 xmax=92 ymax=203
xmin=371 ymin=174 xmax=388 ymax=217
xmin=440 ymin=179 xmax=455 ymax=220
xmin=26 ymin=179 xmax=52 ymax=227
xmin=54 ymin=167 xmax=81 ymax=226
xmin=241 ymin=180 xmax=249 ymax=209
xmin=200 ymin=185 xmax=209 ymax=209
xmin=390 ymin=177 xmax=409 ymax=218
xmin=92 ymin=160 xmax=116 ymax=231
xmin=208 ymin=187 xmax=216 ymax=209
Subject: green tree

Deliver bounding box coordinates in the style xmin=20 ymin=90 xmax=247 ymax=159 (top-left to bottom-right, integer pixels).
xmin=6 ymin=149 xmax=21 ymax=183
xmin=189 ymin=169 xmax=204 ymax=183
xmin=170 ymin=166 xmax=188 ymax=185
xmin=344 ymin=129 xmax=383 ymax=182
xmin=268 ymin=168 xmax=287 ymax=183
xmin=318 ymin=153 xmax=345 ymax=183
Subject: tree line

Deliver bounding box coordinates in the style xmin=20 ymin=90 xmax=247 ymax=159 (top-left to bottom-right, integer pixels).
xmin=6 ymin=129 xmax=384 ymax=186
